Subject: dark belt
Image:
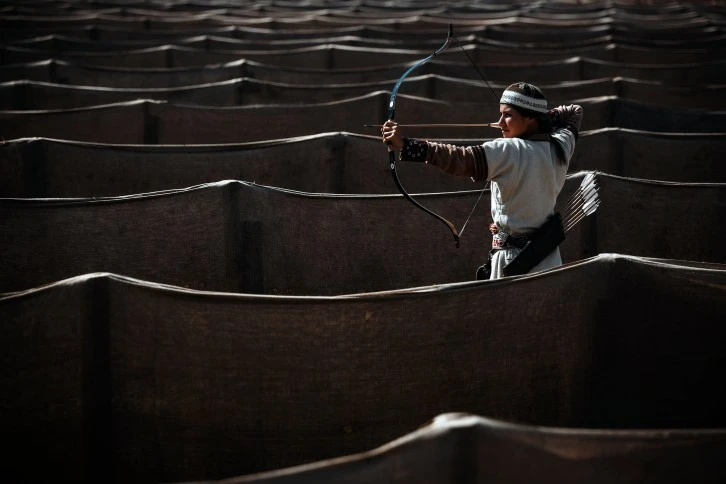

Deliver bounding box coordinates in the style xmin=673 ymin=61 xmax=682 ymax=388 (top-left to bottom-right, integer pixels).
xmin=502 ymin=214 xmax=566 ymax=277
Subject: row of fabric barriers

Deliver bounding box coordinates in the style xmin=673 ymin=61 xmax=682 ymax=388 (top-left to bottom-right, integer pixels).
xmin=1 ymin=1 xmax=725 ymax=483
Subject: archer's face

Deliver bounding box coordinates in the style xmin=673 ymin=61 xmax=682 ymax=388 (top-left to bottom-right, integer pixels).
xmin=496 ymin=104 xmax=536 ymax=138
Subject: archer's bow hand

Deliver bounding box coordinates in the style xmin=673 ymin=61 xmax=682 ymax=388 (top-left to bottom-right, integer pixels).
xmin=381 ymin=120 xmax=404 ymax=151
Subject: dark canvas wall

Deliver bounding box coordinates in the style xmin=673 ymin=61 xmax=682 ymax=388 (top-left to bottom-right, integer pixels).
xmin=2 ymin=174 xmax=725 ymax=295
xmin=2 ymin=256 xmax=725 ymax=482
xmin=1 ymin=1 xmax=725 ymax=483
xmin=2 ymin=96 xmax=725 ymax=144
xmin=1 ymin=129 xmax=725 ymax=198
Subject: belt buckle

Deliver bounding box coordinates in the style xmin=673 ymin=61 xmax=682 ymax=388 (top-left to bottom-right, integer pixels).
xmin=492 ymin=230 xmax=509 ymax=248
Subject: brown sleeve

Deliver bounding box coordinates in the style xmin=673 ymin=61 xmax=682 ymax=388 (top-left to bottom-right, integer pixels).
xmin=423 ymin=141 xmax=488 ymax=181
xmin=553 ymin=104 xmax=583 ymax=138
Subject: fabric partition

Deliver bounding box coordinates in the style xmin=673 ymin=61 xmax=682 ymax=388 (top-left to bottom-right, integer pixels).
xmin=0 ymin=182 xmax=238 ymax=294
xmin=211 ymin=32 xmax=616 ymax=54
xmin=489 ymin=24 xmax=721 ymax=46
xmin=5 ymin=21 xmax=723 ymax=52
xmin=571 ymin=129 xmax=726 ymax=182
xmin=578 ymin=174 xmax=726 ymax=264
xmin=0 ymin=53 xmax=619 ymax=83
xmin=174 ymin=45 xmax=428 ymax=70
xmin=0 ymin=43 xmax=425 ymax=69
xmin=3 ymin=76 xmax=723 ymax=111
xmin=608 ymin=28 xmax=725 ymax=49
xmin=2 ymin=2 xmax=726 ymax=484
xmin=0 ymin=94 xmax=446 ymax=144
xmin=232 ymin=172 xmax=726 ymax=294
xmin=11 ymin=33 xmax=473 ymax=53
xmin=210 ymin=37 xmax=620 ymax=63
xmin=149 ymin=93 xmax=393 ymax=144
xmin=0 ymin=58 xmax=250 ymax=88
xmin=310 ymin=16 xmax=597 ymax=31
xmin=2 ymin=256 xmax=725 ymax=482
xmin=408 ymin=76 xmax=726 ymax=109
xmin=2 ymin=5 xmax=723 ymax=31
xmin=244 ymin=57 xmax=726 ymax=86
xmin=0 ymin=25 xmax=240 ymax=42
xmin=214 ymin=38 xmax=724 ymax=63
xmin=2 ymin=5 xmax=718 ymax=28
xmin=4 ymin=44 xmax=723 ymax=84
xmin=160 ymin=57 xmax=582 ymax=86
xmin=0 ymin=79 xmax=243 ymax=110
xmin=84 ymin=24 xmax=385 ymax=43
xmin=1 ymin=130 xmax=725 ymax=199
xmin=0 ymin=44 xmax=329 ymax=69
xmin=2 ymin=41 xmax=627 ymax=68
xmin=4 ymin=57 xmax=723 ymax=94
xmin=0 ymin=13 xmax=217 ymax=31
xmin=198 ymin=414 xmax=726 ymax=484
xmin=147 ymin=93 xmax=402 ymax=144
xmin=611 ymin=99 xmax=726 ymax=132
xmin=2 ymin=174 xmax=725 ymax=295
xmin=0 ymin=13 xmax=101 ymax=30
xmin=0 ymin=180 xmax=491 ymax=294
xmin=1 ymin=44 xmax=175 ymax=68
xmin=613 ymin=43 xmax=725 ymax=64
xmin=3 ymin=96 xmax=724 ymax=144
xmin=0 ymin=133 xmax=484 ymax=198
xmin=122 ymin=96 xmax=726 ymax=140
xmin=0 ymin=275 xmax=106 ymax=484
xmin=614 ymin=78 xmax=726 ymax=109
xmin=0 ymin=58 xmax=55 ymax=84
xmin=5 ymin=34 xmax=207 ymax=52
xmin=580 ymin=57 xmax=726 ymax=86
xmin=0 ymin=99 xmax=149 ymax=144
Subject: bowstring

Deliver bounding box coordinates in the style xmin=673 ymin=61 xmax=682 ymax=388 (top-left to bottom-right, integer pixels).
xmin=452 ymin=35 xmax=500 ymax=102
xmin=450 ymin=33 xmax=500 ymax=239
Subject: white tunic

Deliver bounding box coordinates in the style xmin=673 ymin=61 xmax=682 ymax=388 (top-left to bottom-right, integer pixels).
xmin=483 ymin=129 xmax=577 ymax=278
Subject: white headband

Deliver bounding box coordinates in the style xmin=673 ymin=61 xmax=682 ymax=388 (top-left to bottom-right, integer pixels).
xmin=499 ymin=90 xmax=548 ymax=113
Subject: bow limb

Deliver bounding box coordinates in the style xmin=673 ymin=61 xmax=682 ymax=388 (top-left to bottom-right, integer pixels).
xmin=389 ymin=149 xmax=460 ymax=247
xmin=388 ymin=24 xmax=462 ymax=247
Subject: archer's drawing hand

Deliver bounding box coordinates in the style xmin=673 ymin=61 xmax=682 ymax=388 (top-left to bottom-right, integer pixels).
xmin=381 ymin=120 xmax=404 ymax=151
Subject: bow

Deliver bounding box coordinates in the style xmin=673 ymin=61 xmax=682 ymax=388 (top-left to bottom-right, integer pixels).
xmin=387 ymin=23 xmax=499 ymax=248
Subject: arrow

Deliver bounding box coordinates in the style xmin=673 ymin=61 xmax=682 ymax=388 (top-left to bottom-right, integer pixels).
xmin=365 ymin=123 xmax=500 ymax=128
